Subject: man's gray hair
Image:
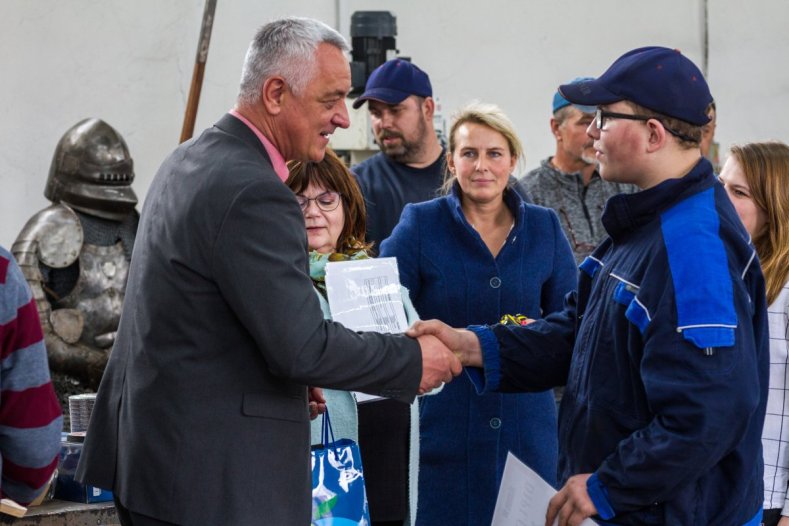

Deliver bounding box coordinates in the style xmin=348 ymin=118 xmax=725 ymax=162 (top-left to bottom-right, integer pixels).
xmin=237 ymin=17 xmax=349 ymax=106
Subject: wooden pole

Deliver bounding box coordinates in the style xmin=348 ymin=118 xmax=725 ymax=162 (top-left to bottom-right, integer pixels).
xmin=179 ymin=0 xmax=217 ymax=143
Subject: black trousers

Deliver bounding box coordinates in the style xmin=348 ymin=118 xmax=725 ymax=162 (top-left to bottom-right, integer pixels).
xmin=762 ymin=509 xmax=784 ymax=526
xmin=114 ymin=495 xmax=179 ymax=526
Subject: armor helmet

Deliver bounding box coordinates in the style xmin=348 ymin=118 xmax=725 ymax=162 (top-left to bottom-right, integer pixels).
xmin=45 ymin=118 xmax=138 ymax=221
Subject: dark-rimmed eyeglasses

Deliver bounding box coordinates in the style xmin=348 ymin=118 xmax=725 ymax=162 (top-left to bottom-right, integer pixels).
xmin=296 ymin=191 xmax=342 ymax=212
xmin=594 ymin=108 xmax=697 ymax=143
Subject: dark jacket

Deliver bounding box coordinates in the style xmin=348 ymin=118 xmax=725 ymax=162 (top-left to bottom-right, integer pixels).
xmin=352 ymin=150 xmax=446 ymax=249
xmin=76 ymin=114 xmax=422 ymax=526
xmin=471 ymin=159 xmax=768 ymax=525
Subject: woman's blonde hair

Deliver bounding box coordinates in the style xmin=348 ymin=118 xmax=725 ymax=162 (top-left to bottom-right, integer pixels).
xmin=729 ymin=141 xmax=789 ymax=304
xmin=442 ymin=101 xmax=523 ymax=194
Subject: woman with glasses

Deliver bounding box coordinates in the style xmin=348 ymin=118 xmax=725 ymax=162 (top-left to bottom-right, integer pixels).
xmin=286 ymin=148 xmax=428 ymax=526
xmin=380 ymin=102 xmax=577 ymax=525
xmin=719 ymin=141 xmax=789 ymax=526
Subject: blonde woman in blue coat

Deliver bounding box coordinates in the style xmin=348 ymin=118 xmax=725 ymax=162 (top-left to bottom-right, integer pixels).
xmin=287 ymin=149 xmax=428 ymax=526
xmin=380 ymin=103 xmax=577 ymax=525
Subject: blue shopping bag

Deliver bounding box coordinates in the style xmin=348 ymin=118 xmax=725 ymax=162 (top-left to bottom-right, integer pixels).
xmin=311 ymin=409 xmax=370 ymax=526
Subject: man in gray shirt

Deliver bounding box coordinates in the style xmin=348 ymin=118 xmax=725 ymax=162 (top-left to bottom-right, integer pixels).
xmin=519 ymin=77 xmax=634 ymax=263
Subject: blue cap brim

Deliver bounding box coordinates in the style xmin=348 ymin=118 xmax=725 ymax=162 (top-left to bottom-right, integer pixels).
xmin=574 ymin=104 xmax=598 ymax=114
xmin=553 ymin=102 xmax=598 ymax=115
xmin=352 ymin=87 xmax=410 ymax=109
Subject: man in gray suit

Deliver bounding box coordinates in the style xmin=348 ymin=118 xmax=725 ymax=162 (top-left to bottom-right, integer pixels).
xmin=76 ymin=17 xmax=460 ymax=526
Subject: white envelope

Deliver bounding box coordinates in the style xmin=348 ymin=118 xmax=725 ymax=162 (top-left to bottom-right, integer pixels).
xmin=492 ymin=452 xmax=598 ymax=526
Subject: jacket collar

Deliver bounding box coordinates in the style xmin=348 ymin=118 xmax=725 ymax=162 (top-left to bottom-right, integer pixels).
xmin=447 ymin=180 xmax=527 ymax=236
xmin=541 ymin=157 xmax=602 ymax=188
xmin=601 ymin=157 xmax=715 ymax=240
xmin=214 ymin=113 xmax=272 ymax=167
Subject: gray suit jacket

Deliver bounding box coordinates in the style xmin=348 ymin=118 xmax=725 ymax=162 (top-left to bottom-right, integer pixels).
xmin=76 ymin=114 xmax=422 ymax=525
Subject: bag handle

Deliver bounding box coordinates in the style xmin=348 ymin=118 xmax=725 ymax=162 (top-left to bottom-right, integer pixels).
xmin=320 ymin=408 xmax=336 ymax=446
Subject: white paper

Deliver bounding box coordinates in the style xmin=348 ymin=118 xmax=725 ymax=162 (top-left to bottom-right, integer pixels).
xmin=492 ymin=452 xmax=598 ymax=526
xmin=325 ymin=258 xmax=409 ymax=404
xmin=353 ymin=392 xmax=384 ymax=404
xmin=325 ymin=257 xmax=408 ymax=334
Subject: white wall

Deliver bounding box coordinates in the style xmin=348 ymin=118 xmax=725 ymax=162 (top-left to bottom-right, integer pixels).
xmin=1 ymin=0 xmax=787 ymax=247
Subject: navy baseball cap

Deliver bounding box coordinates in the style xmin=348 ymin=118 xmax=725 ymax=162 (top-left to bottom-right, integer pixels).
xmin=559 ymin=47 xmax=712 ymax=125
xmin=552 ymin=77 xmax=597 ymax=114
xmin=352 ymin=59 xmax=432 ymax=109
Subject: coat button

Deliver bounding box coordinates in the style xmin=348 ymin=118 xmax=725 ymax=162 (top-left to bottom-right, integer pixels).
xmin=490 ymin=277 xmax=501 ymax=288
xmin=489 ymin=417 xmax=502 ymax=429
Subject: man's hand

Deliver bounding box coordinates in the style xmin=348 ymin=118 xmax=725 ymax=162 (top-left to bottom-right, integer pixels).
xmin=416 ymin=334 xmax=462 ymax=395
xmin=308 ymin=387 xmax=326 ymax=420
xmin=777 ymin=515 xmax=789 ymax=526
xmin=408 ymin=319 xmax=483 ymax=367
xmin=546 ymin=473 xmax=597 ymax=526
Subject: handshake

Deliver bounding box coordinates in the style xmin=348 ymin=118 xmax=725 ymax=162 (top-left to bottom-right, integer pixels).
xmin=410 ymin=314 xmax=537 ymax=394
xmin=408 ymin=320 xmax=484 ymax=395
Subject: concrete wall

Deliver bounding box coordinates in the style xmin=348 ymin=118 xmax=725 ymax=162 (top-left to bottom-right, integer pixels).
xmin=1 ymin=0 xmax=787 ymax=246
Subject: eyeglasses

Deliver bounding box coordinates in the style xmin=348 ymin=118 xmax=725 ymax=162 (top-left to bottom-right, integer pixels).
xmin=295 ymin=191 xmax=342 ymax=212
xmin=594 ymin=109 xmax=652 ymax=130
xmin=594 ymin=108 xmax=697 ymax=143
xmin=559 ymin=208 xmax=596 ymax=256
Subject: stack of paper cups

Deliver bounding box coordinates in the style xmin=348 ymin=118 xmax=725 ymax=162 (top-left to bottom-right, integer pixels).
xmin=68 ymin=393 xmax=97 ymax=434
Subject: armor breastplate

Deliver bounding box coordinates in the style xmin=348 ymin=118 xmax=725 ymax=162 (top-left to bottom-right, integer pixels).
xmin=55 ymin=242 xmax=129 ymax=347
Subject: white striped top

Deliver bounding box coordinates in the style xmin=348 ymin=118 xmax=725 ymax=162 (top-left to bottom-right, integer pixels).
xmin=762 ymin=281 xmax=789 ymax=512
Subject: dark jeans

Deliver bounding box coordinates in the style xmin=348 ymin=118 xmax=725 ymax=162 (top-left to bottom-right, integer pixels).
xmin=114 ymin=495 xmax=179 ymax=526
xmin=763 ymin=509 xmax=783 ymax=526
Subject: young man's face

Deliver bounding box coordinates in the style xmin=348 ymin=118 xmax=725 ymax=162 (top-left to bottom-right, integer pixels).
xmin=586 ymin=101 xmax=649 ymax=186
xmin=368 ymin=96 xmax=431 ymax=164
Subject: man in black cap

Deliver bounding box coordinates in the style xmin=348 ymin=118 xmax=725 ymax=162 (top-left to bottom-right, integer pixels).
xmin=410 ymin=47 xmax=768 ymax=526
xmin=351 ymin=58 xmax=445 ymax=250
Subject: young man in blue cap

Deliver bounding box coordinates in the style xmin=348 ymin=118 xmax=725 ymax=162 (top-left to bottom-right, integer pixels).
xmin=351 ymin=58 xmax=445 ymax=249
xmin=410 ymin=47 xmax=768 ymax=526
xmin=519 ymin=77 xmax=635 ymax=264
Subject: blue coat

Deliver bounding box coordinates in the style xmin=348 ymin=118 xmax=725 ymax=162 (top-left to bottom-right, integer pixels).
xmin=473 ymin=160 xmax=769 ymax=525
xmin=380 ymin=186 xmax=577 ymax=525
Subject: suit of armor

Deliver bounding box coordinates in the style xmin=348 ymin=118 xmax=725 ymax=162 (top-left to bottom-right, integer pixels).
xmin=12 ymin=118 xmax=138 ymax=389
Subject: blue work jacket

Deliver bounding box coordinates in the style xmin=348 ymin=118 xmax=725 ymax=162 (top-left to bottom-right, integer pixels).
xmin=471 ymin=159 xmax=769 ymax=525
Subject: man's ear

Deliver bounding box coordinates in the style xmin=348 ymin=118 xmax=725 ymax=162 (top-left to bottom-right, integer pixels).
xmin=645 ymin=119 xmax=668 ymax=153
xmin=550 ymin=118 xmax=561 ymax=140
xmin=261 ymin=77 xmax=287 ymax=115
xmin=423 ymin=96 xmax=436 ymax=120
